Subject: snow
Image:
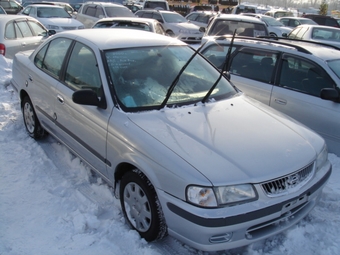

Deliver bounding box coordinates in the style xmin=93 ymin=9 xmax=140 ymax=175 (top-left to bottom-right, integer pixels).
xmin=0 ymin=55 xmax=340 ymax=255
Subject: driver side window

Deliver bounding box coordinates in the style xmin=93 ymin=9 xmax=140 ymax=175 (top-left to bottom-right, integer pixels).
xmin=65 ymin=42 xmax=102 ymax=97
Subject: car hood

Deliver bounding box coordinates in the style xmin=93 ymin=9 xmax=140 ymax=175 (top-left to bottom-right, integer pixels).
xmin=128 ymin=95 xmax=321 ymax=185
xmin=40 ymin=17 xmax=82 ymax=26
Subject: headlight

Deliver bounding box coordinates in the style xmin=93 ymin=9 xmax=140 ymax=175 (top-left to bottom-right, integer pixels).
xmin=187 ymin=184 xmax=257 ymax=208
xmin=78 ymin=25 xmax=85 ymax=29
xmin=179 ymin=29 xmax=190 ymax=34
xmin=48 ymin=25 xmax=60 ymax=30
xmin=316 ymin=144 xmax=328 ymax=172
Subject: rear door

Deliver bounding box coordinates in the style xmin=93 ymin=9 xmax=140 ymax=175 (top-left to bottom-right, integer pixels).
xmin=270 ymin=54 xmax=340 ymax=153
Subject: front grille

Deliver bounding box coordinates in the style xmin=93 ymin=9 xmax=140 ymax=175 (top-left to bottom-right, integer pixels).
xmin=62 ymin=27 xmax=77 ymax=30
xmin=261 ymin=162 xmax=314 ymax=197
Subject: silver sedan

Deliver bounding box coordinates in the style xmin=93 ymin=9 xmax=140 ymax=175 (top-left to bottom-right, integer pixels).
xmin=11 ymin=29 xmax=331 ymax=252
xmin=0 ymin=15 xmax=54 ymax=59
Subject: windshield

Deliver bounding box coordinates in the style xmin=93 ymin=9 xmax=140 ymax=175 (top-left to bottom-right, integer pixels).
xmin=328 ymin=59 xmax=340 ymax=79
xmin=104 ymin=46 xmax=237 ymax=111
xmin=262 ymin=16 xmax=284 ymax=26
xmin=37 ymin=7 xmax=71 ymax=18
xmin=105 ymin=7 xmax=134 ymax=17
xmin=209 ymin=20 xmax=268 ymax=36
xmin=162 ymin=12 xmax=187 ymax=23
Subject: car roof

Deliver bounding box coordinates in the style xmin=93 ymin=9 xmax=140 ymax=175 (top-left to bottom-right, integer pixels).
xmin=49 ymin=28 xmax=185 ymax=50
xmin=25 ymin=4 xmax=64 ymax=8
xmin=205 ymin=36 xmax=340 ymax=61
xmin=295 ymin=24 xmax=340 ymax=30
xmin=83 ymin=1 xmax=126 ymax=7
xmin=214 ymin=14 xmax=266 ymax=24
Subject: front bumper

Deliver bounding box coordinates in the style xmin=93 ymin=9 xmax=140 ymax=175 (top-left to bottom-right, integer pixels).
xmin=158 ymin=162 xmax=332 ymax=252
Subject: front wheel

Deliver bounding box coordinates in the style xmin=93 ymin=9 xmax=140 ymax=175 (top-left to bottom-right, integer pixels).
xmin=22 ymin=96 xmax=45 ymax=139
xmin=166 ymin=30 xmax=175 ymax=37
xmin=120 ymin=169 xmax=167 ymax=241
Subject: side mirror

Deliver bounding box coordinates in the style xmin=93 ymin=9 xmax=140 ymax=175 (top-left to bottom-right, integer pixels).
xmin=282 ymin=33 xmax=288 ymax=37
xmin=73 ymin=89 xmax=100 ymax=106
xmin=199 ymin=27 xmax=206 ymax=33
xmin=48 ymin=30 xmax=56 ymax=36
xmin=320 ymin=88 xmax=339 ymax=102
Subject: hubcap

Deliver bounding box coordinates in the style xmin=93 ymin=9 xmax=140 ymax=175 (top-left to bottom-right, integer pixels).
xmin=23 ymin=102 xmax=35 ymax=133
xmin=123 ymin=182 xmax=151 ymax=232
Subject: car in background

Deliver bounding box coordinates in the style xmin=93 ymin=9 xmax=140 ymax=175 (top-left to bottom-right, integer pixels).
xmin=287 ymin=24 xmax=340 ymax=48
xmin=0 ymin=5 xmax=7 ymax=13
xmin=10 ymin=28 xmax=331 ymax=252
xmin=185 ymin=11 xmax=217 ymax=28
xmin=201 ymin=14 xmax=269 ymax=43
xmin=240 ymin=13 xmax=292 ymax=37
xmin=0 ymin=0 xmax=22 ymax=14
xmin=20 ymin=5 xmax=84 ymax=32
xmin=199 ymin=36 xmax=340 ymax=155
xmin=142 ymin=0 xmax=169 ymax=10
xmin=277 ymin=16 xmax=317 ymax=28
xmin=0 ymin=15 xmax=55 ymax=58
xmin=264 ymin=9 xmax=294 ymax=18
xmin=21 ymin=1 xmax=75 ymax=15
xmin=70 ymin=2 xmax=82 ymax=12
xmin=124 ymin=3 xmax=142 ymax=13
xmin=135 ymin=9 xmax=203 ymax=43
xmin=92 ymin=17 xmax=166 ymax=35
xmin=76 ymin=2 xmax=134 ymax=28
xmin=302 ymin=14 xmax=340 ymax=28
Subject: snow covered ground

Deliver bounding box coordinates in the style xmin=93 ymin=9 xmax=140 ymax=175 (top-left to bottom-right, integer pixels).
xmin=0 ymin=55 xmax=339 ymax=255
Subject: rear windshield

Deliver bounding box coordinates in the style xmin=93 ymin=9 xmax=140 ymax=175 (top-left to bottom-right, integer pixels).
xmin=208 ymin=20 xmax=268 ymax=37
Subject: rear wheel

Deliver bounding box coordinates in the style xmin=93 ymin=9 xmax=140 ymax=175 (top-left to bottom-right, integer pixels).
xmin=22 ymin=96 xmax=45 ymax=139
xmin=120 ymin=169 xmax=167 ymax=241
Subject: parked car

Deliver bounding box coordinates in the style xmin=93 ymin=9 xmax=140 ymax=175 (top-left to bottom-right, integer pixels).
xmin=0 ymin=15 xmax=54 ymax=58
xmin=240 ymin=13 xmax=292 ymax=37
xmin=76 ymin=2 xmax=134 ymax=28
xmin=20 ymin=4 xmax=84 ymax=32
xmin=201 ymin=14 xmax=269 ymax=44
xmin=11 ymin=28 xmax=331 ymax=252
xmin=142 ymin=0 xmax=169 ymax=10
xmin=0 ymin=0 xmax=22 ymax=14
xmin=21 ymin=1 xmax=75 ymax=15
xmin=264 ymin=9 xmax=294 ymax=18
xmin=124 ymin=3 xmax=142 ymax=13
xmin=199 ymin=36 xmax=340 ymax=156
xmin=277 ymin=16 xmax=317 ymax=28
xmin=185 ymin=11 xmax=217 ymax=28
xmin=287 ymin=24 xmax=340 ymax=48
xmin=302 ymin=14 xmax=340 ymax=28
xmin=92 ymin=17 xmax=166 ymax=35
xmin=135 ymin=9 xmax=203 ymax=43
xmin=0 ymin=4 xmax=6 ymax=14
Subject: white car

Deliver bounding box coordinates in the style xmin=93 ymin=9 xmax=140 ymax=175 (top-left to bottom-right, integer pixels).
xmin=20 ymin=4 xmax=84 ymax=32
xmin=11 ymin=29 xmax=331 ymax=252
xmin=185 ymin=11 xmax=217 ymax=28
xmin=0 ymin=15 xmax=54 ymax=58
xmin=287 ymin=24 xmax=340 ymax=48
xmin=135 ymin=9 xmax=203 ymax=43
xmin=240 ymin=13 xmax=292 ymax=37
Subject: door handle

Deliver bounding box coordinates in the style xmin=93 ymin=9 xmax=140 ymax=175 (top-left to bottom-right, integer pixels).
xmin=57 ymin=95 xmax=64 ymax=104
xmin=274 ymin=98 xmax=287 ymax=105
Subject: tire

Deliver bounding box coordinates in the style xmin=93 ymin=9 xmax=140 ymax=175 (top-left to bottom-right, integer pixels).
xmin=270 ymin=32 xmax=278 ymax=37
xmin=22 ymin=96 xmax=45 ymax=139
xmin=120 ymin=169 xmax=167 ymax=241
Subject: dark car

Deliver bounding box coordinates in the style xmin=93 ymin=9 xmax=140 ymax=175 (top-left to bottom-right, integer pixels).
xmin=0 ymin=0 xmax=23 ymax=14
xmin=302 ymin=14 xmax=340 ymax=28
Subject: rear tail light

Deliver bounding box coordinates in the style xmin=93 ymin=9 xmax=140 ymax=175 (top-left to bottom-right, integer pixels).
xmin=0 ymin=44 xmax=5 ymax=56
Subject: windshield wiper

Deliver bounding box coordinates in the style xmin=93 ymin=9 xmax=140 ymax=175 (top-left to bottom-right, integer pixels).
xmin=158 ymin=41 xmax=209 ymax=110
xmin=201 ymin=29 xmax=237 ymax=104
